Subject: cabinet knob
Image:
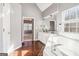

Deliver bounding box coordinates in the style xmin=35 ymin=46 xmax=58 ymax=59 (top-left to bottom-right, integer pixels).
xmin=3 ymin=28 xmax=5 ymax=32
xmin=8 ymin=32 xmax=10 ymax=34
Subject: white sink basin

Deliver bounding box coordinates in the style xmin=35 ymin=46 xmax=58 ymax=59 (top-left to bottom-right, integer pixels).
xmin=57 ymin=46 xmax=78 ymax=56
xmin=51 ymin=48 xmax=67 ymax=56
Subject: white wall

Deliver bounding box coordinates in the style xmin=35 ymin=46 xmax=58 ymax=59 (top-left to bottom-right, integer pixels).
xmin=42 ymin=3 xmax=57 ymax=17
xmin=2 ymin=3 xmax=11 ymax=53
xmin=0 ymin=3 xmax=22 ymax=53
xmin=42 ymin=18 xmax=50 ymax=30
xmin=22 ymin=3 xmax=43 ymax=39
xmin=0 ymin=4 xmax=3 ymax=52
xmin=8 ymin=3 xmax=22 ymax=52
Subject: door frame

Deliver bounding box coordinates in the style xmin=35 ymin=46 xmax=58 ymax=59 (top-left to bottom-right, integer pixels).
xmin=21 ymin=17 xmax=35 ymax=43
xmin=50 ymin=20 xmax=57 ymax=31
xmin=21 ymin=17 xmax=35 ymax=55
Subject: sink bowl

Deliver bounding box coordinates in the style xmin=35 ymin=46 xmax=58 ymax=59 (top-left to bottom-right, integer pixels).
xmin=51 ymin=47 xmax=67 ymax=56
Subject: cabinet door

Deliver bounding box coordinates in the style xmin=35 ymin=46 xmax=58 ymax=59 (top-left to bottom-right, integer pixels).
xmin=10 ymin=4 xmax=22 ymax=50
xmin=0 ymin=4 xmax=3 ymax=52
xmin=2 ymin=4 xmax=10 ymax=52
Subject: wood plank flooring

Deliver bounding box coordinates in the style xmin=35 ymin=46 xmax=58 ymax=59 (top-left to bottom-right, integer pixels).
xmin=10 ymin=41 xmax=45 ymax=56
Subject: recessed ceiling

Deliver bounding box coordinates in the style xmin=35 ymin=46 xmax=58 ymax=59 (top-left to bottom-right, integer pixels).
xmin=36 ymin=3 xmax=52 ymax=12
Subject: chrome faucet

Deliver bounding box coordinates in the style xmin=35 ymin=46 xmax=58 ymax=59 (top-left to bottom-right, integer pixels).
xmin=52 ymin=44 xmax=62 ymax=51
xmin=53 ymin=44 xmax=62 ymax=47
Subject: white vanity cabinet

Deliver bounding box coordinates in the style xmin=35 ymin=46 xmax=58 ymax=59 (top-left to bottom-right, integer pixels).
xmin=43 ymin=34 xmax=79 ymax=56
xmin=0 ymin=4 xmax=3 ymax=52
xmin=43 ymin=34 xmax=58 ymax=56
xmin=43 ymin=34 xmax=68 ymax=56
xmin=43 ymin=46 xmax=56 ymax=56
xmin=2 ymin=3 xmax=11 ymax=53
xmin=38 ymin=32 xmax=51 ymax=44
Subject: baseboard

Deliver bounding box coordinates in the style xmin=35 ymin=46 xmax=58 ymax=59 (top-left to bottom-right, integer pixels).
xmin=8 ymin=44 xmax=22 ymax=55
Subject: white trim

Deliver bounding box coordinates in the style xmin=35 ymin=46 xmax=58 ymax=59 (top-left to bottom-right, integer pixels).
xmin=22 ymin=16 xmax=35 ymax=19
xmin=62 ymin=5 xmax=79 ymax=33
xmin=8 ymin=44 xmax=21 ymax=55
xmin=22 ymin=16 xmax=35 ymax=42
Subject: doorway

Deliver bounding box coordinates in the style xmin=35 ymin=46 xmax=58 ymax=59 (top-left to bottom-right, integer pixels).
xmin=50 ymin=21 xmax=56 ymax=33
xmin=22 ymin=18 xmax=34 ymax=48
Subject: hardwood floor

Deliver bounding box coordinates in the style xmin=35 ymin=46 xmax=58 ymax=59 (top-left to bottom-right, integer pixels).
xmin=10 ymin=41 xmax=45 ymax=56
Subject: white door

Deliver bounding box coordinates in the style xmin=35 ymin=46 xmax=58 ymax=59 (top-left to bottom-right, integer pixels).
xmin=0 ymin=4 xmax=3 ymax=52
xmin=2 ymin=4 xmax=10 ymax=53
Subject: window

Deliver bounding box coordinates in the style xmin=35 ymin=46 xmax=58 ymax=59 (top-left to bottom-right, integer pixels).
xmin=62 ymin=5 xmax=79 ymax=33
xmin=64 ymin=23 xmax=70 ymax=32
xmin=70 ymin=23 xmax=76 ymax=32
xmin=77 ymin=22 xmax=79 ymax=32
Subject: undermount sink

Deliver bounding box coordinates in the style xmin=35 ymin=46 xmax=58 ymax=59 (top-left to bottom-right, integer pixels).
xmin=51 ymin=44 xmax=67 ymax=56
xmin=51 ymin=43 xmax=67 ymax=56
xmin=57 ymin=46 xmax=79 ymax=56
xmin=51 ymin=47 xmax=67 ymax=56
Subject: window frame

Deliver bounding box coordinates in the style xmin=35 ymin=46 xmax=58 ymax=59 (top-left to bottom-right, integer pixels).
xmin=62 ymin=5 xmax=79 ymax=33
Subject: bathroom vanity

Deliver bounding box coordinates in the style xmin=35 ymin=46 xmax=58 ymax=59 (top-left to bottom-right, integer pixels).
xmin=38 ymin=32 xmax=51 ymax=44
xmin=43 ymin=34 xmax=66 ymax=56
xmin=42 ymin=34 xmax=79 ymax=56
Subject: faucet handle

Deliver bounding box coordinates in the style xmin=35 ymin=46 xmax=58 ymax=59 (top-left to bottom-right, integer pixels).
xmin=54 ymin=44 xmax=62 ymax=47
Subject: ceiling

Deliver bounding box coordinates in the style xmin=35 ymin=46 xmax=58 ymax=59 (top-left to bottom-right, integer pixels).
xmin=36 ymin=3 xmax=52 ymax=12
